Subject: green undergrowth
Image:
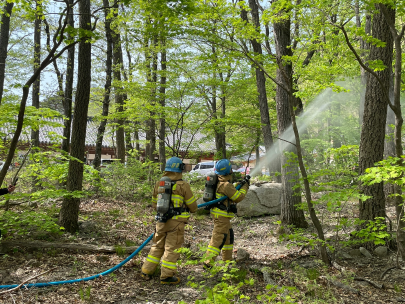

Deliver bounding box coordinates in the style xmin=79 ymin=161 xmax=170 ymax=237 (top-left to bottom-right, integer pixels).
xmin=176 ymin=246 xmax=346 ymax=303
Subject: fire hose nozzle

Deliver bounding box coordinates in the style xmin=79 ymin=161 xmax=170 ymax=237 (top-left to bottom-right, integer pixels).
xmin=241 ymin=175 xmax=251 ymax=186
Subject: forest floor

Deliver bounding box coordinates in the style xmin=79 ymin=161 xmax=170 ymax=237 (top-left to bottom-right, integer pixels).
xmin=0 ymin=197 xmax=404 ymax=304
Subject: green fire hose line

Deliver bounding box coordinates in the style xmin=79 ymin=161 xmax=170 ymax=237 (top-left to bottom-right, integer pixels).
xmin=0 ymin=180 xmax=248 ymax=290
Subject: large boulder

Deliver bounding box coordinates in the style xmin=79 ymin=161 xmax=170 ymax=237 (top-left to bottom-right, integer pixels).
xmin=237 ymin=183 xmax=282 ymax=217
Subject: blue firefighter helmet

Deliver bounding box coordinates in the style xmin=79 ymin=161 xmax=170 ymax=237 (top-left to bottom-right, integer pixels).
xmin=215 ymin=159 xmax=232 ymax=175
xmin=165 ymin=157 xmax=185 ymax=173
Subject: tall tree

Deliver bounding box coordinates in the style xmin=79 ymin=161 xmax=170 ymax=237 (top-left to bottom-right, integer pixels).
xmin=144 ymin=33 xmax=157 ymax=162
xmin=272 ymin=0 xmax=308 ymax=228
xmin=241 ymin=0 xmax=280 ymax=178
xmin=112 ymin=4 xmax=126 ymax=163
xmin=31 ymin=0 xmax=41 ymax=147
xmin=357 ymin=5 xmax=394 ymax=239
xmin=94 ymin=0 xmax=113 ymax=169
xmin=158 ymin=39 xmax=167 ymax=170
xmin=62 ymin=0 xmax=75 ymax=153
xmin=59 ymin=0 xmax=92 ymax=233
xmin=0 ymin=1 xmax=14 ymax=105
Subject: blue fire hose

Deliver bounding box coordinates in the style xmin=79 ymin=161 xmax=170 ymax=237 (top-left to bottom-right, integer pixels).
xmin=0 ymin=176 xmax=249 ymax=290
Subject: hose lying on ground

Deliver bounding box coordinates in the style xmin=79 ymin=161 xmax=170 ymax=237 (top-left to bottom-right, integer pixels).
xmin=0 ymin=179 xmax=247 ymax=290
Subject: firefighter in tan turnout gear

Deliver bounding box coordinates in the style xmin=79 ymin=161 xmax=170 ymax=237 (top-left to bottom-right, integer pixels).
xmin=141 ymin=157 xmax=198 ymax=285
xmin=204 ymin=159 xmax=249 ymax=267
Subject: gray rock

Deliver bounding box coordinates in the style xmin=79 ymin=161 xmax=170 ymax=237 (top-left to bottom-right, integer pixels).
xmin=341 ymin=252 xmax=353 ymax=260
xmin=79 ymin=221 xmax=97 ymax=233
xmin=349 ymin=249 xmax=363 ymax=257
xmin=237 ymin=183 xmax=282 ymax=217
xmin=374 ymin=246 xmax=388 ymax=258
xmin=166 ymin=288 xmax=200 ymax=301
xmin=261 ymin=267 xmax=278 ymax=286
xmin=359 ymin=247 xmax=373 ymax=258
xmin=236 ymin=248 xmax=249 ymax=262
xmin=298 ymin=260 xmax=322 ymax=269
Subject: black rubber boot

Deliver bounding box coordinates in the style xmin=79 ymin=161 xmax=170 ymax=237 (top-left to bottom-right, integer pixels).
xmin=160 ymin=276 xmax=181 ymax=285
xmin=203 ymin=263 xmax=212 ymax=270
xmin=141 ymin=272 xmax=152 ymax=280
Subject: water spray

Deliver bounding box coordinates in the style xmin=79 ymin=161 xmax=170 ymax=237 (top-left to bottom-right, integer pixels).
xmin=250 ymin=89 xmax=334 ymax=177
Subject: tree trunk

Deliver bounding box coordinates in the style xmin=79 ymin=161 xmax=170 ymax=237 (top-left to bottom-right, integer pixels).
xmin=31 ymin=2 xmax=41 ymax=147
xmin=245 ymin=0 xmax=280 ymax=180
xmin=61 ymin=0 xmax=75 ymax=153
xmin=357 ymin=11 xmax=371 ymax=129
xmin=358 ymin=5 xmax=394 ymax=243
xmin=93 ymin=0 xmax=113 ymax=170
xmin=59 ymin=0 xmax=92 ymax=233
xmin=384 ymin=75 xmax=395 ymax=205
xmin=144 ymin=36 xmax=156 ymax=162
xmin=158 ymin=42 xmax=167 ymax=171
xmin=273 ymin=2 xmax=308 ymax=229
xmin=112 ymin=5 xmax=126 ymax=163
xmin=0 ymin=2 xmax=14 ymax=105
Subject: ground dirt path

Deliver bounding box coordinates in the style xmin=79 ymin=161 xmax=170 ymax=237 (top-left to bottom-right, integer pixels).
xmin=0 ymin=199 xmax=404 ymax=303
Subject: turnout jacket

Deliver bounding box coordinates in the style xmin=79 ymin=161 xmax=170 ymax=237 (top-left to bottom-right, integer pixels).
xmin=152 ymin=171 xmax=198 ymax=222
xmin=211 ymin=174 xmax=249 ymax=218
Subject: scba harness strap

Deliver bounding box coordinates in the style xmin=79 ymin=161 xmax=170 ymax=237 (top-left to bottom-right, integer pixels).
xmin=156 ymin=180 xmax=189 ymax=223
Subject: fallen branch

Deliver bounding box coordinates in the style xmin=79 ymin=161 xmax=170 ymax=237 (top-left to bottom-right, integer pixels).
xmin=354 ymin=277 xmax=383 ymax=289
xmin=380 ymin=266 xmax=397 ymax=280
xmin=0 ymin=202 xmax=30 ymax=209
xmin=1 ymin=240 xmax=150 ymax=253
xmin=4 ymin=145 xmax=31 ymax=211
xmin=0 ymin=267 xmax=55 ymax=295
xmin=332 ymin=261 xmax=346 ymax=272
xmin=320 ymin=276 xmax=360 ymax=294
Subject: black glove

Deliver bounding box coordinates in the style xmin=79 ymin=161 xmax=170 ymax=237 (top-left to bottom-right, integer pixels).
xmin=243 ymin=175 xmax=251 ymax=186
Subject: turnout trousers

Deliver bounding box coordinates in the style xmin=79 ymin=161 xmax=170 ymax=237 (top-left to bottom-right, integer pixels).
xmin=141 ymin=219 xmax=185 ymax=280
xmin=205 ymin=214 xmax=234 ymax=263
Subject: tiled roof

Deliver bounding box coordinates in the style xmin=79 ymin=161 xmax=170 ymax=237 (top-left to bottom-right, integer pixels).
xmin=1 ymin=118 xmax=216 ymax=152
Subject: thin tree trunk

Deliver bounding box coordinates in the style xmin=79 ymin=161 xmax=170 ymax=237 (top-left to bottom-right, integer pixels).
xmin=358 ymin=5 xmax=394 ymax=249
xmin=384 ymin=74 xmax=395 ymax=205
xmin=158 ymin=42 xmax=167 ymax=171
xmin=59 ymin=0 xmax=92 ymax=233
xmin=144 ymin=35 xmax=156 ymax=162
xmin=112 ymin=4 xmax=125 ymax=163
xmin=93 ymin=0 xmax=113 ymax=169
xmin=61 ymin=0 xmax=75 ymax=153
xmin=0 ymin=1 xmax=14 ymax=105
xmin=244 ymin=0 xmax=280 ymax=180
xmin=31 ymin=2 xmax=41 ymax=147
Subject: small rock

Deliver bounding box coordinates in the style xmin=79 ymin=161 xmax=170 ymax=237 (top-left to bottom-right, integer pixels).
xmin=14 ymin=268 xmax=24 ymax=276
xmin=166 ymin=291 xmax=182 ymax=301
xmin=374 ymin=246 xmax=388 ymax=258
xmin=341 ymin=252 xmax=353 ymax=260
xmin=359 ymin=247 xmax=373 ymax=258
xmin=261 ymin=267 xmax=278 ymax=286
xmin=96 ymin=255 xmax=109 ymax=262
xmin=396 ymin=297 xmax=405 ymax=302
xmin=80 ymin=221 xmax=97 ymax=233
xmin=178 ymin=287 xmax=200 ymax=298
xmin=349 ymin=249 xmax=363 ymax=257
xmin=298 ymin=260 xmax=322 ymax=269
xmin=236 ymin=248 xmax=249 ymax=262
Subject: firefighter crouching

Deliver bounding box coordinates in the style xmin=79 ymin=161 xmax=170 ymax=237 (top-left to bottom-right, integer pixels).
xmin=204 ymin=159 xmax=249 ymax=268
xmin=141 ymin=157 xmax=198 ymax=285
